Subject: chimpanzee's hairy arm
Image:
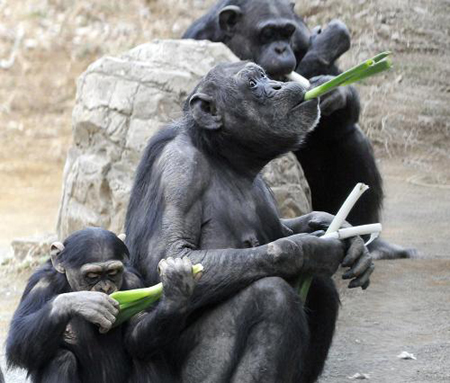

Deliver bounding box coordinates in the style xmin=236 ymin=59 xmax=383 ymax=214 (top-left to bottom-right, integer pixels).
xmin=6 ymin=270 xmax=72 ymax=371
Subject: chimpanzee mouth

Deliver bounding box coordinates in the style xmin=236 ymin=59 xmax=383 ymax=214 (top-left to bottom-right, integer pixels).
xmin=290 ymin=97 xmax=317 ymax=111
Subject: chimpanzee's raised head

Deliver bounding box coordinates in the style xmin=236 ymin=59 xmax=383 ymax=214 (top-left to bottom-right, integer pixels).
xmin=187 ymin=61 xmax=319 ymax=166
xmin=183 ymin=0 xmax=311 ymax=78
xmin=50 ymin=227 xmax=129 ymax=294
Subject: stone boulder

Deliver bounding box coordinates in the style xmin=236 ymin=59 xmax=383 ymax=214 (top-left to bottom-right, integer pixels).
xmin=57 ymin=39 xmax=311 ymax=239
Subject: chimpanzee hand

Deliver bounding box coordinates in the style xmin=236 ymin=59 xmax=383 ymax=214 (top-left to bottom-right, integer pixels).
xmin=53 ymin=291 xmax=119 ymax=333
xmin=310 ymin=75 xmax=350 ymax=116
xmin=304 ymin=211 xmax=375 ymax=289
xmin=340 ymin=236 xmax=374 ymax=289
xmin=282 ymin=211 xmax=336 ymax=234
xmin=158 ymin=257 xmax=199 ymax=312
xmin=270 ymin=233 xmax=345 ymax=277
xmin=308 ymin=20 xmax=351 ymax=66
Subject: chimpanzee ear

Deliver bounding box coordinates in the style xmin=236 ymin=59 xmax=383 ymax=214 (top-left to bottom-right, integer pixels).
xmin=218 ymin=5 xmax=242 ymax=35
xmin=50 ymin=242 xmax=66 ymax=274
xmin=189 ymin=93 xmax=222 ymax=131
xmin=117 ymin=233 xmax=126 ymax=242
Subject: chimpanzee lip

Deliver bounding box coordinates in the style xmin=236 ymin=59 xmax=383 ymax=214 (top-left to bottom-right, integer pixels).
xmin=291 ymin=97 xmax=317 ymax=111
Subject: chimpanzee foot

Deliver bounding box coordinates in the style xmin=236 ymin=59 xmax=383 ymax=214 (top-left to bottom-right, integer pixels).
xmin=368 ymin=238 xmax=418 ymax=260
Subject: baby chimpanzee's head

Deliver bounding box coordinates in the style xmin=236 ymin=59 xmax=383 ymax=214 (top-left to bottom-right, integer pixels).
xmin=50 ymin=227 xmax=129 ymax=294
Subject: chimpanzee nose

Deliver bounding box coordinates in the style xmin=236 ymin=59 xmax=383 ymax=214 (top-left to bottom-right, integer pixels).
xmin=275 ymin=45 xmax=287 ymax=54
xmin=96 ymin=282 xmax=115 ymax=294
xmin=269 ymin=81 xmax=283 ymax=91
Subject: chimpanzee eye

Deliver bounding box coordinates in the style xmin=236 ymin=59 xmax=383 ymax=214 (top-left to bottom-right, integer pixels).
xmin=86 ymin=273 xmax=99 ymax=281
xmin=249 ymin=79 xmax=257 ymax=88
xmin=108 ymin=269 xmax=118 ymax=277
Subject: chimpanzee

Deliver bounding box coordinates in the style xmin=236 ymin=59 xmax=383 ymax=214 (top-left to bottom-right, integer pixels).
xmin=183 ymin=0 xmax=415 ymax=259
xmin=125 ymin=62 xmax=374 ymax=383
xmin=6 ymin=227 xmax=199 ymax=383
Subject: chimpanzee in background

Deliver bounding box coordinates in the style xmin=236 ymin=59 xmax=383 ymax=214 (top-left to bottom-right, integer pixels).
xmin=6 ymin=227 xmax=199 ymax=383
xmin=183 ymin=0 xmax=416 ymax=259
xmin=125 ymin=62 xmax=374 ymax=383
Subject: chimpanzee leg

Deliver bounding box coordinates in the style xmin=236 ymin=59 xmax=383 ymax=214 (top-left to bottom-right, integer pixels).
xmin=176 ymin=277 xmax=309 ymax=383
xmin=301 ymin=277 xmax=340 ymax=383
xmin=37 ymin=349 xmax=80 ymax=383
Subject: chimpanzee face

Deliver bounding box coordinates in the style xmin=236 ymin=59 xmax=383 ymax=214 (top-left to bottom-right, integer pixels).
xmin=50 ymin=228 xmax=129 ymax=294
xmin=218 ymin=0 xmax=311 ymax=78
xmin=189 ymin=62 xmax=319 ymax=157
xmin=65 ymin=260 xmax=124 ymax=294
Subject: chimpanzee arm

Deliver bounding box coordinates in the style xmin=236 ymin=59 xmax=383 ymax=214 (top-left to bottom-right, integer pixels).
xmin=6 ymin=270 xmax=71 ymax=371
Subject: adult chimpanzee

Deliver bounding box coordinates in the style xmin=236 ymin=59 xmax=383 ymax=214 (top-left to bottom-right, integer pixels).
xmin=125 ymin=62 xmax=374 ymax=383
xmin=183 ymin=0 xmax=415 ymax=259
xmin=6 ymin=227 xmax=199 ymax=383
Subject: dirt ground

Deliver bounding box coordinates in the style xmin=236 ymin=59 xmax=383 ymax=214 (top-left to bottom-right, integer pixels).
xmin=0 ymin=0 xmax=449 ymax=382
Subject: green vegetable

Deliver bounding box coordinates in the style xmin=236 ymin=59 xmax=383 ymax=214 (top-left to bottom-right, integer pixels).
xmin=111 ymin=263 xmax=204 ymax=327
xmin=304 ymin=51 xmax=393 ymax=101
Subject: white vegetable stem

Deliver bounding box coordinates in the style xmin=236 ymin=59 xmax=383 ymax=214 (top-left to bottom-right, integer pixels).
xmin=286 ymin=71 xmax=311 ymax=88
xmin=326 ymin=183 xmax=370 ymax=234
xmin=323 ymin=224 xmax=382 ymax=240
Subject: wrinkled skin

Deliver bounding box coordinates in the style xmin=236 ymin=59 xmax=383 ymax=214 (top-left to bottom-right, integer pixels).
xmin=183 ymin=0 xmax=416 ymax=260
xmin=125 ymin=62 xmax=374 ymax=383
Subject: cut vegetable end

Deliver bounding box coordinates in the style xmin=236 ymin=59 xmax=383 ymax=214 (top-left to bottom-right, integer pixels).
xmin=341 ymin=57 xmax=393 ymax=86
xmin=286 ymin=72 xmax=310 ymax=88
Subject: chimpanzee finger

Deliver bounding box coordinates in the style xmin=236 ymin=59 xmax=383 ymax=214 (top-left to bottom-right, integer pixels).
xmin=348 ymin=263 xmax=374 ymax=289
xmin=182 ymin=257 xmax=193 ymax=274
xmin=158 ymin=259 xmax=167 ymax=275
xmin=98 ymin=306 xmax=117 ymax=324
xmin=342 ymin=236 xmax=366 ymax=267
xmin=106 ymin=295 xmax=120 ymax=309
xmin=361 ymin=280 xmax=370 ymax=290
xmin=308 ymin=220 xmax=328 ymax=231
xmin=342 ymin=253 xmax=372 ymax=280
xmin=95 ymin=314 xmax=114 ymax=334
xmin=310 ymin=230 xmax=325 ymax=237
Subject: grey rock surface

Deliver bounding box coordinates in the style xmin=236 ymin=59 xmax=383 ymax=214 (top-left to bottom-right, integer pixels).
xmin=11 ymin=233 xmax=57 ymax=262
xmin=57 ymin=39 xmax=311 ymax=239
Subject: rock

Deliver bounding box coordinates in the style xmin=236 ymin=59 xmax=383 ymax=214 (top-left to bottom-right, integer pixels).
xmin=11 ymin=233 xmax=57 ymax=261
xmin=57 ymin=39 xmax=311 ymax=239
xmin=262 ymin=153 xmax=312 ymax=218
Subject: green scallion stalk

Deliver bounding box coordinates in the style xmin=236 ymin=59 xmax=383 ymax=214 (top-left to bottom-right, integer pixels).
xmin=340 ymin=57 xmax=392 ymax=86
xmin=303 ymin=51 xmax=393 ymax=101
xmin=111 ymin=263 xmax=204 ymax=327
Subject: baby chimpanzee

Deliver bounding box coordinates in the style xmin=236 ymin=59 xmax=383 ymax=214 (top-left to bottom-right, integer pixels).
xmin=6 ymin=227 xmax=198 ymax=383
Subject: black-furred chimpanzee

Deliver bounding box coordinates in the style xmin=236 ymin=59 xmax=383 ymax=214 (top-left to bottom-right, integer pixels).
xmin=6 ymin=227 xmax=199 ymax=383
xmin=183 ymin=0 xmax=415 ymax=259
xmin=125 ymin=61 xmax=374 ymax=383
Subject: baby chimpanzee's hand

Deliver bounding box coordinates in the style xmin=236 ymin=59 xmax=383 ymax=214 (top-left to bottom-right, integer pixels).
xmin=158 ymin=257 xmax=199 ymax=310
